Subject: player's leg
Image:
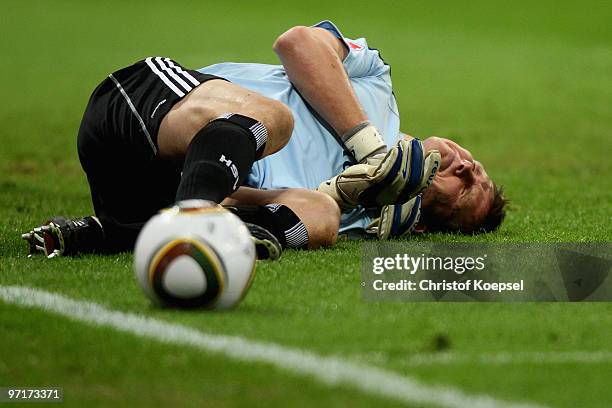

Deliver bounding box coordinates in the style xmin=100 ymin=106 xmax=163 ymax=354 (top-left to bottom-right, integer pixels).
xmin=222 ymin=187 xmax=341 ymax=249
xmin=81 ymin=58 xmax=293 ymax=251
xmin=21 ymin=72 xmax=183 ymax=256
xmin=23 ymin=58 xmax=189 ymax=256
xmin=158 ymin=80 xmax=293 ymax=160
xmin=156 ymin=79 xmax=294 ymax=203
xmin=23 ymin=58 xmax=295 ymax=256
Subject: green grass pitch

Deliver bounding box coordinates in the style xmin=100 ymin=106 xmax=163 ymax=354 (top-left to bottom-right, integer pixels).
xmin=1 ymin=0 xmax=611 ymax=406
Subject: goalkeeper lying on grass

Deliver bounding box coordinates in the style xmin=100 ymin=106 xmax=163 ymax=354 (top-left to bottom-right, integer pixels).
xmin=22 ymin=21 xmax=506 ymax=259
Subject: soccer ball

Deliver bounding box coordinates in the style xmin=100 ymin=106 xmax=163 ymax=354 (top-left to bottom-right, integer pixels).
xmin=134 ymin=200 xmax=256 ymax=309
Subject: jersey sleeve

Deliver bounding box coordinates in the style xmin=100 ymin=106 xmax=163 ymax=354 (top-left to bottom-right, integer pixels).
xmin=313 ymin=20 xmax=391 ymax=81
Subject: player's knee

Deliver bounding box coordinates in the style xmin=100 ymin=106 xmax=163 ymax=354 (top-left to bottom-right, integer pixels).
xmin=306 ymin=191 xmax=340 ymax=249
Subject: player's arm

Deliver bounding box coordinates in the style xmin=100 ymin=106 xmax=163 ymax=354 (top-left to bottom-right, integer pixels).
xmin=273 ymin=26 xmax=384 ymax=162
xmin=222 ymin=186 xmax=340 ymax=249
xmin=274 ymin=26 xmax=362 ymax=136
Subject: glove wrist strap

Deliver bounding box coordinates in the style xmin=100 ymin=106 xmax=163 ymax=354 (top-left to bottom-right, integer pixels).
xmin=342 ymin=122 xmax=387 ymax=163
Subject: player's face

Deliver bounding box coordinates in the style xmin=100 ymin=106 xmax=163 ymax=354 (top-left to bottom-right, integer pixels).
xmin=421 ymin=137 xmax=494 ymax=230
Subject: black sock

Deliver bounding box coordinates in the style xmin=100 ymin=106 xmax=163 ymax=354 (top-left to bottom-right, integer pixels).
xmin=223 ymin=203 xmax=309 ymax=249
xmin=175 ymin=114 xmax=268 ymax=203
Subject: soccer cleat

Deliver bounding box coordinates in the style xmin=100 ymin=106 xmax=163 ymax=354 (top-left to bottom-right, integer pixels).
xmin=318 ymin=138 xmax=440 ymax=211
xmin=366 ymin=195 xmax=422 ymax=240
xmin=21 ymin=216 xmax=105 ymax=258
xmin=245 ymin=223 xmax=282 ymax=261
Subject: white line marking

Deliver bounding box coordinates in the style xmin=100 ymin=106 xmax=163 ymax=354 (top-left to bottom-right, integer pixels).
xmin=0 ymin=286 xmax=547 ymax=408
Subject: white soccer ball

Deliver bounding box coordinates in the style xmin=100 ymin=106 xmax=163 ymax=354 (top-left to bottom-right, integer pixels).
xmin=134 ymin=199 xmax=256 ymax=309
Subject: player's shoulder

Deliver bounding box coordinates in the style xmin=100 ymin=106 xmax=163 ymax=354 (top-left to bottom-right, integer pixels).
xmin=312 ymin=20 xmax=371 ymax=51
xmin=313 ymin=21 xmax=385 ymax=59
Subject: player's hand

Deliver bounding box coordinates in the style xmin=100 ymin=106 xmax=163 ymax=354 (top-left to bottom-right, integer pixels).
xmin=366 ymin=196 xmax=422 ymax=239
xmin=21 ymin=218 xmax=68 ymax=258
xmin=318 ymin=138 xmax=440 ymax=210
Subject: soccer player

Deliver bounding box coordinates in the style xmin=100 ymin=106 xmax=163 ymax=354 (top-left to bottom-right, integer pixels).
xmin=22 ymin=21 xmax=504 ymax=258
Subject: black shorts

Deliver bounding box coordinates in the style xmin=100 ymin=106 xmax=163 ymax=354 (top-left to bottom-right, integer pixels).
xmin=77 ymin=57 xmax=224 ymax=250
xmin=78 ymin=57 xmax=222 ymax=160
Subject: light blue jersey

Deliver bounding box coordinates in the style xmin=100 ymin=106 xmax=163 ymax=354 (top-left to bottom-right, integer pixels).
xmin=199 ymin=21 xmax=401 ymax=232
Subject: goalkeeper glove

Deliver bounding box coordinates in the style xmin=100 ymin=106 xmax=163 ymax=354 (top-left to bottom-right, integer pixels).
xmin=366 ymin=196 xmax=422 ymax=239
xmin=318 ymin=138 xmax=440 ymax=211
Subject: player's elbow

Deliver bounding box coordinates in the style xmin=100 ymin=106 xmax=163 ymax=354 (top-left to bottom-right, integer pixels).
xmin=273 ymin=26 xmax=311 ymax=56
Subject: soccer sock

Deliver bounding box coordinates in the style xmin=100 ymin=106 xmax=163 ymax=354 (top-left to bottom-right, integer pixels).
xmin=223 ymin=203 xmax=309 ymax=249
xmin=175 ymin=113 xmax=268 ymax=203
xmin=341 ymin=121 xmax=387 ymax=163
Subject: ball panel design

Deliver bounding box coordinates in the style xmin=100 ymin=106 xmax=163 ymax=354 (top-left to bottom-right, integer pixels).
xmin=148 ymin=239 xmax=225 ymax=308
xmin=162 ymin=256 xmax=207 ymax=299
